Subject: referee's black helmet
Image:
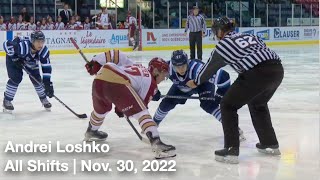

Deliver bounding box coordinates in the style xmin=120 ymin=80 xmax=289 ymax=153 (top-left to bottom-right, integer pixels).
xmin=211 ymin=17 xmax=235 ymax=39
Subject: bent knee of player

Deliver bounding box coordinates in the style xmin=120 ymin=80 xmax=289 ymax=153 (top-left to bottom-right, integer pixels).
xmin=160 ymin=98 xmax=184 ymax=111
xmin=220 ymin=97 xmax=240 ymax=112
xmin=9 ymin=77 xmax=22 ymax=85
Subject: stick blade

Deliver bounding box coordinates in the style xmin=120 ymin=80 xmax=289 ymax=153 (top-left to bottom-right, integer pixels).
xmin=77 ymin=114 xmax=88 ymax=119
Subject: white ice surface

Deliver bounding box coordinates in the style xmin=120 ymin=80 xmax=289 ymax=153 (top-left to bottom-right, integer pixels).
xmin=0 ymin=45 xmax=319 ymax=180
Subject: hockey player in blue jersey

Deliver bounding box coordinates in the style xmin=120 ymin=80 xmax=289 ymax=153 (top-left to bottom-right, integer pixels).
xmin=153 ymin=50 xmax=245 ymax=141
xmin=2 ymin=31 xmax=54 ymax=112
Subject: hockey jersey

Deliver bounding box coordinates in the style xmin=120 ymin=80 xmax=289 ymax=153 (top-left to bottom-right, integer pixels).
xmin=100 ymin=13 xmax=110 ymax=28
xmin=92 ymin=49 xmax=135 ymax=67
xmin=0 ymin=23 xmax=6 ymax=30
xmin=55 ymin=22 xmax=65 ymax=30
xmin=96 ymin=63 xmax=157 ymax=105
xmin=8 ymin=23 xmax=16 ymax=30
xmin=3 ymin=37 xmax=52 ymax=83
xmin=169 ymin=59 xmax=230 ymax=93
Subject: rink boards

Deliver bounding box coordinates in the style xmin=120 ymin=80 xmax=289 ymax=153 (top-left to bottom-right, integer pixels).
xmin=0 ymin=26 xmax=319 ymax=56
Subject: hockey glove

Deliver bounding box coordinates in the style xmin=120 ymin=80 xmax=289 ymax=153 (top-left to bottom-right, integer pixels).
xmin=114 ymin=107 xmax=124 ymax=118
xmin=214 ymin=91 xmax=223 ymax=104
xmin=44 ymin=82 xmax=54 ymax=98
xmin=12 ymin=58 xmax=25 ymax=69
xmin=152 ymin=90 xmax=161 ymax=101
xmin=85 ymin=60 xmax=102 ymax=75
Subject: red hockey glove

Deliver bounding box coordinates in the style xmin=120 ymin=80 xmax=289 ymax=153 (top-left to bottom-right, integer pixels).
xmin=114 ymin=107 xmax=124 ymax=118
xmin=85 ymin=61 xmax=102 ymax=75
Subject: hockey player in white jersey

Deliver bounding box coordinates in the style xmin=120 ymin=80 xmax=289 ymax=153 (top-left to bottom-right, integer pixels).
xmin=84 ymin=58 xmax=176 ymax=159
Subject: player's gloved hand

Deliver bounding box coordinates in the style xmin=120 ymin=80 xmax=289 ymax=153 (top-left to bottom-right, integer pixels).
xmin=85 ymin=60 xmax=102 ymax=75
xmin=152 ymin=90 xmax=161 ymax=101
xmin=114 ymin=107 xmax=124 ymax=118
xmin=44 ymin=82 xmax=54 ymax=98
xmin=214 ymin=91 xmax=223 ymax=104
xmin=12 ymin=58 xmax=24 ymax=69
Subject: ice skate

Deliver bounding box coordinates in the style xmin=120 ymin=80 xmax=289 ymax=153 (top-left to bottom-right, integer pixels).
xmin=146 ymin=132 xmax=176 ymax=159
xmin=41 ymin=98 xmax=52 ymax=111
xmin=84 ymin=124 xmax=108 ymax=142
xmin=3 ymin=99 xmax=14 ymax=113
xmin=215 ymin=147 xmax=239 ymax=164
xmin=256 ymin=143 xmax=281 ymax=155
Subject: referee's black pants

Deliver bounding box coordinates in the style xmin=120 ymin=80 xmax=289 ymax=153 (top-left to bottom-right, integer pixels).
xmin=220 ymin=60 xmax=284 ymax=148
xmin=189 ymin=31 xmax=202 ymax=60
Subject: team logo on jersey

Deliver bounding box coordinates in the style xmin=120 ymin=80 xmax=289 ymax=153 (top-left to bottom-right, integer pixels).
xmin=256 ymin=29 xmax=269 ymax=40
xmin=274 ymin=28 xmax=299 ymax=40
xmin=242 ymin=29 xmax=254 ymax=34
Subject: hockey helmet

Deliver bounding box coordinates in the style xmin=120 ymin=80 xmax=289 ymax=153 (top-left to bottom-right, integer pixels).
xmin=171 ymin=50 xmax=188 ymax=66
xmin=211 ymin=16 xmax=235 ymax=38
xmin=148 ymin=57 xmax=169 ymax=73
xmin=31 ymin=31 xmax=45 ymax=43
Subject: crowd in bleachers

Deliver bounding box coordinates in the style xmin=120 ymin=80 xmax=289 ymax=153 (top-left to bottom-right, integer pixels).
xmin=0 ymin=4 xmax=129 ymax=31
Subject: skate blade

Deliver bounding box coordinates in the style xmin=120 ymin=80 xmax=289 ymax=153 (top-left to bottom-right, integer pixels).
xmin=215 ymin=155 xmax=239 ymax=164
xmin=83 ymin=137 xmax=107 ymax=142
xmin=45 ymin=108 xmax=51 ymax=112
xmin=257 ymin=148 xmax=281 ymax=155
xmin=154 ymin=150 xmax=176 ymax=159
xmin=3 ymin=108 xmax=13 ymax=114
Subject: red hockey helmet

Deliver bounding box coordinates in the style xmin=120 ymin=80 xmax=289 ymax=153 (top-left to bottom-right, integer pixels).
xmin=148 ymin=57 xmax=169 ymax=73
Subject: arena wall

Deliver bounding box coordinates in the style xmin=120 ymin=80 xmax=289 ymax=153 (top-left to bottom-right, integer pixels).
xmin=0 ymin=26 xmax=319 ymax=56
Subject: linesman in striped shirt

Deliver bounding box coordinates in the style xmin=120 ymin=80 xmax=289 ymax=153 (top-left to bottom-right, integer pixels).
xmin=184 ymin=6 xmax=206 ymax=60
xmin=187 ymin=17 xmax=284 ymax=164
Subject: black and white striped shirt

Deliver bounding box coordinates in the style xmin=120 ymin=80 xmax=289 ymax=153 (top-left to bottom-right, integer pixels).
xmin=195 ymin=31 xmax=281 ymax=85
xmin=185 ymin=14 xmax=206 ymax=33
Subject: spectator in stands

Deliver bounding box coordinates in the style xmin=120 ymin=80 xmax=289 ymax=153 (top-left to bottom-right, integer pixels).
xmin=110 ymin=14 xmax=116 ymax=29
xmin=99 ymin=7 xmax=111 ymax=29
xmin=16 ymin=15 xmax=26 ymax=30
xmin=0 ymin=16 xmax=7 ymax=30
xmin=36 ymin=21 xmax=41 ymax=30
xmin=40 ymin=18 xmax=47 ymax=30
xmin=46 ymin=16 xmax=55 ymax=30
xmin=28 ymin=16 xmax=36 ymax=30
xmin=66 ymin=16 xmax=77 ymax=29
xmin=8 ymin=17 xmax=17 ymax=31
xmin=75 ymin=15 xmax=82 ymax=27
xmin=20 ymin=7 xmax=30 ymax=22
xmin=83 ymin=17 xmax=91 ymax=30
xmin=118 ymin=21 xmax=125 ymax=29
xmin=60 ymin=3 xmax=72 ymax=25
xmin=55 ymin=16 xmax=65 ymax=30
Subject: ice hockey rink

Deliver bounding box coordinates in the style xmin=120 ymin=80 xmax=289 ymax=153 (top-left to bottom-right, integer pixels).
xmin=0 ymin=45 xmax=319 ymax=180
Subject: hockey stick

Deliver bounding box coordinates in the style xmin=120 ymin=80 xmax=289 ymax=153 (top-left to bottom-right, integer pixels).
xmin=70 ymin=37 xmax=90 ymax=63
xmin=22 ymin=66 xmax=88 ymax=119
xmin=160 ymin=95 xmax=216 ymax=101
xmin=125 ymin=116 xmax=150 ymax=144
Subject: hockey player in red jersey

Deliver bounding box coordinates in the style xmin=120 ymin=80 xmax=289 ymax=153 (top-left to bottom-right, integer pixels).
xmin=84 ymin=57 xmax=176 ymax=159
xmin=126 ymin=11 xmax=138 ymax=51
xmin=84 ymin=49 xmax=135 ymax=75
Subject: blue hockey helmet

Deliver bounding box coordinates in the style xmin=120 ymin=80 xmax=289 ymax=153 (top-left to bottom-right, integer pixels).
xmin=30 ymin=31 xmax=45 ymax=43
xmin=171 ymin=50 xmax=188 ymax=66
